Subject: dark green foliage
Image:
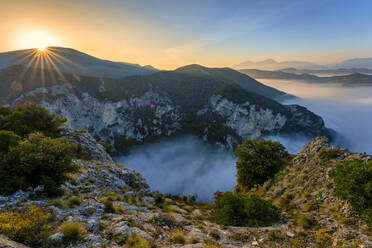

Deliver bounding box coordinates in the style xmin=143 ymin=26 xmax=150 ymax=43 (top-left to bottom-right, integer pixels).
xmin=0 ymin=133 xmax=79 ymax=196
xmin=213 ymin=192 xmax=280 ymax=226
xmin=98 ymin=141 xmax=113 ymax=155
xmin=235 ymin=139 xmax=289 ymax=191
xmin=213 ymin=192 xmax=245 ymax=226
xmin=0 ymin=103 xmax=65 ymax=138
xmin=103 ymin=199 xmax=116 ymax=213
xmin=189 ymin=110 xmax=241 ymax=146
xmin=318 ymin=148 xmax=340 ymax=161
xmin=331 ymin=159 xmax=372 ymax=225
xmin=0 ymin=130 xmax=21 ymax=152
xmin=153 ymin=193 xmax=165 ymax=208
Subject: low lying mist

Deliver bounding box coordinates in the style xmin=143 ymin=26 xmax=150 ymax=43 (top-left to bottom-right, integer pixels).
xmin=116 ymin=136 xmax=236 ymax=202
xmin=116 ymin=80 xmax=372 ymax=202
xmin=261 ymin=79 xmax=372 ymax=154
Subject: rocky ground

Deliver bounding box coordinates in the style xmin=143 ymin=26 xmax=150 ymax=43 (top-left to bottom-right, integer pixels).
xmin=0 ymin=136 xmax=371 ymax=248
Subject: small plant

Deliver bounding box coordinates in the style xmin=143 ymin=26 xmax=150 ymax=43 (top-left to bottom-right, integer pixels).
xmin=81 ymin=208 xmax=95 ymax=217
xmin=51 ymin=199 xmax=66 ymax=209
xmin=0 ymin=205 xmax=51 ymax=246
xmin=295 ymin=214 xmax=313 ymax=229
xmin=60 ymin=222 xmax=85 ymax=242
xmin=170 ymin=231 xmax=186 ymax=245
xmin=153 ymin=193 xmax=165 ymax=208
xmin=126 ymin=234 xmax=152 ymax=248
xmin=68 ymin=196 xmax=82 ymax=208
xmin=190 ymin=237 xmax=200 ymax=244
xmin=315 ymin=229 xmax=333 ymax=248
xmin=103 ymin=199 xmax=116 ymax=213
xmin=115 ymin=233 xmax=129 ymax=245
xmin=229 ymin=232 xmax=250 ymax=242
xmin=318 ymin=148 xmax=340 ymax=161
xmin=209 ymin=229 xmax=220 ymax=240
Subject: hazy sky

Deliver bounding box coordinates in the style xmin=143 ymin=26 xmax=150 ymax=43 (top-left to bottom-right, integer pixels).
xmin=1 ymin=0 xmax=372 ymax=69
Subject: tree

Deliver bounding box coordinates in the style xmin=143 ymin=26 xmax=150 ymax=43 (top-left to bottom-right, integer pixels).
xmin=235 ymin=139 xmax=289 ymax=191
xmin=0 ymin=130 xmax=21 ymax=152
xmin=213 ymin=192 xmax=280 ymax=226
xmin=0 ymin=133 xmax=79 ymax=196
xmin=0 ymin=102 xmax=66 ymax=138
xmin=331 ymin=159 xmax=372 ymax=225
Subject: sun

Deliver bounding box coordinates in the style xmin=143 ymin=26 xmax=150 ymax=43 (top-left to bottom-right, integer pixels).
xmin=15 ymin=30 xmax=60 ymax=50
xmin=37 ymin=46 xmax=47 ymax=52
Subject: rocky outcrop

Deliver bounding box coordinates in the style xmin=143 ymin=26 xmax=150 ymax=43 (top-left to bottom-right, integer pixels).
xmin=0 ymin=138 xmax=371 ymax=247
xmin=62 ymin=128 xmax=113 ymax=162
xmin=262 ymin=137 xmax=372 ymax=247
xmin=0 ymin=235 xmax=28 ymax=248
xmin=14 ymin=85 xmax=330 ymax=153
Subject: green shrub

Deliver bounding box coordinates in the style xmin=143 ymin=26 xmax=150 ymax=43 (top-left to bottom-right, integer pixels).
xmin=235 ymin=139 xmax=288 ymax=191
xmin=0 ymin=130 xmax=21 ymax=152
xmin=331 ymin=159 xmax=372 ymax=225
xmin=51 ymin=199 xmax=66 ymax=209
xmin=103 ymin=199 xmax=116 ymax=213
xmin=0 ymin=132 xmax=79 ymax=196
xmin=318 ymin=148 xmax=340 ymax=161
xmin=60 ymin=222 xmax=85 ymax=242
xmin=209 ymin=229 xmax=220 ymax=240
xmin=0 ymin=205 xmax=52 ymax=246
xmin=98 ymin=141 xmax=113 ymax=155
xmin=295 ymin=214 xmax=313 ymax=229
xmin=68 ymin=196 xmax=82 ymax=208
xmin=126 ymin=233 xmax=153 ymax=248
xmin=213 ymin=192 xmax=280 ymax=226
xmin=0 ymin=102 xmax=65 ymax=138
xmin=153 ymin=193 xmax=165 ymax=208
xmin=170 ymin=231 xmax=186 ymax=244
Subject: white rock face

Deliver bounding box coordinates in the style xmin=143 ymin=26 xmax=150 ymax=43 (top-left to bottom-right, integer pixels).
xmin=15 ymin=85 xmax=326 ymax=152
xmin=209 ymin=95 xmax=287 ymax=139
xmin=21 ymin=85 xmax=182 ymax=146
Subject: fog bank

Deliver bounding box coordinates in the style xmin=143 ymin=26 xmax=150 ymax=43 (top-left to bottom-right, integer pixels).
xmin=116 ymin=136 xmax=236 ymax=202
xmin=116 ymin=80 xmax=372 ymax=202
xmin=261 ymin=79 xmax=372 ymax=154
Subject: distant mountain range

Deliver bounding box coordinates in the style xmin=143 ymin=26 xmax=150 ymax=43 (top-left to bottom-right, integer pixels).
xmin=175 ymin=64 xmax=292 ymax=100
xmin=234 ymin=59 xmax=322 ymax=70
xmin=241 ymin=69 xmax=372 ymax=86
xmin=0 ymin=47 xmax=157 ymax=78
xmin=280 ymin=67 xmax=372 ymax=76
xmin=235 ymin=58 xmax=372 ymax=70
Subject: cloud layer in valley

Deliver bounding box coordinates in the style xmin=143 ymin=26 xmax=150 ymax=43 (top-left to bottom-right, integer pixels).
xmin=116 ymin=136 xmax=236 ymax=202
xmin=116 ymin=80 xmax=372 ymax=202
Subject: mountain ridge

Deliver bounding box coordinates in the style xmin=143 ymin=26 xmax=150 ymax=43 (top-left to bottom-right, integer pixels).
xmin=235 ymin=57 xmax=372 ymax=70
xmin=0 ymin=47 xmax=157 ymax=79
xmin=0 ymin=64 xmax=331 ymax=153
xmin=175 ymin=64 xmax=293 ymax=101
xmin=240 ymin=68 xmax=372 ymax=85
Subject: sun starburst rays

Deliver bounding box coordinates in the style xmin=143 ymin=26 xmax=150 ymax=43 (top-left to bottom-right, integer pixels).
xmin=12 ymin=47 xmax=80 ymax=100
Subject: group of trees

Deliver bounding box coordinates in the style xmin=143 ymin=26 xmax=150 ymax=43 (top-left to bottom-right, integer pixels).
xmin=331 ymin=159 xmax=372 ymax=225
xmin=213 ymin=139 xmax=289 ymax=226
xmin=215 ymin=137 xmax=371 ymax=228
xmin=0 ymin=103 xmax=79 ymax=196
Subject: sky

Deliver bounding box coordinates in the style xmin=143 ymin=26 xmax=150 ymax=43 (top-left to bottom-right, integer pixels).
xmin=1 ymin=0 xmax=372 ymax=69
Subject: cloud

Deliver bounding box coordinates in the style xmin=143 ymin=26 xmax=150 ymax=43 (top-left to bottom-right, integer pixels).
xmin=116 ymin=80 xmax=372 ymax=202
xmin=116 ymin=136 xmax=236 ymax=203
xmin=164 ymin=48 xmax=179 ymax=58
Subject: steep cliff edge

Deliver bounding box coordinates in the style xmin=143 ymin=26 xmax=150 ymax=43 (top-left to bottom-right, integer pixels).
xmin=1 ymin=65 xmax=331 ymax=153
